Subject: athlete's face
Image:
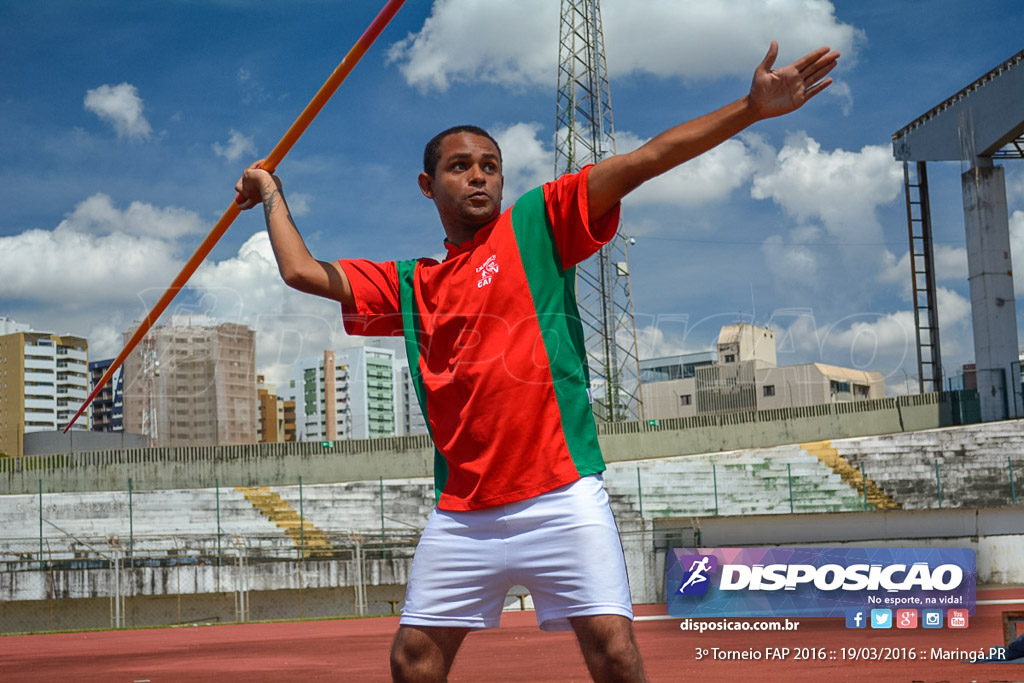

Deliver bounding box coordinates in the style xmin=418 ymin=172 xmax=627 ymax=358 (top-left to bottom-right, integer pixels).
xmin=419 ymin=132 xmax=504 ymax=242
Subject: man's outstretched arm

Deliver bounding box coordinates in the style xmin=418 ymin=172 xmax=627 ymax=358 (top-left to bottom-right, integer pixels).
xmin=236 ymin=162 xmax=355 ymax=305
xmin=587 ymin=42 xmax=839 ymax=220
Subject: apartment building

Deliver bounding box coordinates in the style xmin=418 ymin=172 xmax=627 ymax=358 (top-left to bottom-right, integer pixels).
xmin=122 ymin=315 xmax=257 ymax=447
xmin=88 ymin=359 xmax=124 ymax=432
xmin=0 ymin=320 xmax=90 ymax=456
xmin=292 ymin=345 xmax=417 ymax=441
xmin=257 ymin=375 xmax=296 ymax=443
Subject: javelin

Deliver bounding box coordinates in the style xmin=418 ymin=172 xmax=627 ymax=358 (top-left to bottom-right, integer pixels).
xmin=64 ymin=0 xmax=406 ymax=432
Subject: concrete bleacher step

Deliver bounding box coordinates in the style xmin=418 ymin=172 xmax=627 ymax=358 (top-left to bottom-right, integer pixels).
xmin=0 ymin=489 xmax=295 ymax=563
xmin=821 ymin=421 xmax=1024 ymax=510
xmin=268 ymin=480 xmax=436 ymax=533
xmin=3 ymin=419 xmax=1021 ymax=562
xmin=800 ymin=440 xmax=901 ymax=510
xmin=603 ymin=442 xmax=868 ymax=519
xmin=235 ymin=487 xmax=333 ymax=558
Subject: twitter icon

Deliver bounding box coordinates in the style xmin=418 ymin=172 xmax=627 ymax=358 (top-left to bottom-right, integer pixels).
xmin=870 ymin=609 xmax=892 ymax=629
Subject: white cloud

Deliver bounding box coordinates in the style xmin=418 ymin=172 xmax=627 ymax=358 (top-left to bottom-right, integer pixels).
xmin=388 ymin=0 xmax=556 ymax=92
xmin=633 ymin=319 xmax=705 ymax=359
xmin=389 ymin=0 xmax=861 ymax=92
xmin=876 ymin=250 xmax=905 ymax=287
xmin=824 ymin=80 xmax=854 ymax=116
xmin=886 ymin=374 xmax=918 ymax=397
xmin=286 ymin=192 xmax=313 ymax=218
xmin=190 ymin=231 xmax=291 ymax=317
xmin=212 ymin=129 xmax=257 ymax=163
xmin=761 ymin=234 xmax=820 ymax=287
xmin=56 ymin=193 xmax=205 ymax=239
xmin=877 ymin=245 xmax=969 ymax=294
xmin=1009 ymin=210 xmax=1024 ymax=296
xmin=0 ymin=225 xmax=180 ymax=305
xmin=622 ymin=132 xmax=766 ymax=208
xmin=237 ymin=68 xmax=274 ymax=105
xmin=0 ymin=191 xmax=226 ymax=369
xmin=493 ymin=122 xmax=553 ymax=201
xmin=751 ymin=133 xmax=902 ymax=230
xmin=935 ymin=245 xmax=969 ymax=281
xmin=1006 ymin=168 xmax=1024 ymax=209
xmin=936 ymin=286 xmax=971 ymax=331
xmin=190 ymin=231 xmax=357 ymax=384
xmin=1 ymin=215 xmax=361 ymax=382
xmin=490 ymin=122 xmax=767 ymax=210
xmin=86 ymin=319 xmax=128 ymax=361
xmin=765 ymin=308 xmax=824 ymax=358
xmin=814 ymin=286 xmax=972 ymax=379
xmin=601 ymin=0 xmax=860 ymax=82
xmin=0 ymin=195 xmax=207 ymax=307
xmin=751 ymin=133 xmax=903 ymax=289
xmin=821 ymin=310 xmax=915 ymax=370
xmin=84 ymin=83 xmax=152 ymax=140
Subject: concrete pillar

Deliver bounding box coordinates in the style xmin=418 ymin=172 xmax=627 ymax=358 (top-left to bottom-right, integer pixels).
xmin=962 ymin=165 xmax=1019 ymax=421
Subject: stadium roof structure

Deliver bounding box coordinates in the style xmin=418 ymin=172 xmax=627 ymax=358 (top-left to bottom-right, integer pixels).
xmin=893 ymin=49 xmax=1024 ymax=162
xmin=891 ymin=48 xmax=1024 ymax=421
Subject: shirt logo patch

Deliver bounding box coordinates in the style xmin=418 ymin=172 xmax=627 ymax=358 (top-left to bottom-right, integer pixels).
xmin=476 ymin=254 xmax=499 ymax=288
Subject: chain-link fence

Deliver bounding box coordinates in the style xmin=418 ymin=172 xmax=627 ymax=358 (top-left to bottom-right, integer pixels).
xmin=2 ymin=446 xmax=1021 ymax=635
xmin=1 ymin=531 xmax=420 ymax=635
xmin=1 ymin=525 xmax=670 ymax=636
xmin=609 ymin=455 xmax=1022 ymax=518
xmin=1 ymin=474 xmax=438 ymax=635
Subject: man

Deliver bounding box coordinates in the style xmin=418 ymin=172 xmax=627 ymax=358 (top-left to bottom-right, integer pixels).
xmin=236 ymin=41 xmax=839 ymax=682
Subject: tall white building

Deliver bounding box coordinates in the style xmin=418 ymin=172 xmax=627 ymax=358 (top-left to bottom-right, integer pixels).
xmin=0 ymin=320 xmax=90 ymax=456
xmin=394 ymin=357 xmax=428 ymax=437
xmin=362 ymin=337 xmax=428 ymax=438
xmin=293 ymin=346 xmax=394 ymax=441
xmin=291 ymin=345 xmax=427 ymax=441
xmin=0 ymin=316 xmax=30 ymax=336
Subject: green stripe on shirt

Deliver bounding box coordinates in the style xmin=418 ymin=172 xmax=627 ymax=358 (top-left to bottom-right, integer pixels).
xmin=396 ymin=258 xmax=448 ymax=503
xmin=509 ymin=187 xmax=604 ymax=477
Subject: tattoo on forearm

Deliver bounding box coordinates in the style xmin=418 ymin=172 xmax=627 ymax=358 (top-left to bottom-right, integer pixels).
xmin=262 ymin=189 xmax=281 ymax=222
xmin=262 ymin=186 xmax=299 ymax=235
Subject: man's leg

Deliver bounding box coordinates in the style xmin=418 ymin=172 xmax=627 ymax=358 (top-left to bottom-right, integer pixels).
xmin=390 ymin=624 xmax=469 ymax=683
xmin=569 ymin=615 xmax=647 ymax=683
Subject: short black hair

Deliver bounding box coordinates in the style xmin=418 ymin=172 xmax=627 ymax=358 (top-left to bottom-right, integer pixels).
xmin=423 ymin=125 xmax=502 ymax=175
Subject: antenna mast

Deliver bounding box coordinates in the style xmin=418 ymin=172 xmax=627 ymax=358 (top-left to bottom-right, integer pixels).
xmin=555 ymin=0 xmax=643 ymax=421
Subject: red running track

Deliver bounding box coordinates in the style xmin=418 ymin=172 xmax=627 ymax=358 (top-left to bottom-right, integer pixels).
xmin=1 ymin=587 xmax=1021 ymax=682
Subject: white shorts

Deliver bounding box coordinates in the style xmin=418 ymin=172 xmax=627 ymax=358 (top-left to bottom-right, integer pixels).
xmin=400 ymin=475 xmax=633 ymax=632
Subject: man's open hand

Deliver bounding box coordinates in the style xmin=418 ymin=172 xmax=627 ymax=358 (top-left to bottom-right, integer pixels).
xmin=749 ymin=41 xmax=840 ymax=120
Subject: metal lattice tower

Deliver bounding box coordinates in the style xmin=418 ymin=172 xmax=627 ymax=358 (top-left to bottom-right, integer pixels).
xmin=555 ymin=0 xmax=642 ymax=422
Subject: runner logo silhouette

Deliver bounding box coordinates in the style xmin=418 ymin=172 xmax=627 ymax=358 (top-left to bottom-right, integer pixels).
xmin=677 ymin=555 xmax=718 ymax=595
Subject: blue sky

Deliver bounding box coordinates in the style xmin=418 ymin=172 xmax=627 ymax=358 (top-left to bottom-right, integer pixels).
xmin=2 ymin=0 xmax=1023 ymax=394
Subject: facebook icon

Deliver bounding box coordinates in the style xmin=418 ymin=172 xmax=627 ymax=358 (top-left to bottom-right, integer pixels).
xmin=845 ymin=608 xmax=867 ymax=629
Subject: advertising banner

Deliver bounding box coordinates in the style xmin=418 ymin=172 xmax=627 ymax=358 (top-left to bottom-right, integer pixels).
xmin=667 ymin=547 xmax=976 ymax=620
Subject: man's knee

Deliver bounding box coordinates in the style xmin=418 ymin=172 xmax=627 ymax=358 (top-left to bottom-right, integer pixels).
xmin=389 ymin=631 xmax=439 ymax=682
xmin=390 ymin=625 xmax=467 ymax=683
xmin=570 ymin=615 xmax=646 ymax=682
xmin=588 ymin=634 xmax=643 ymax=675
xmin=389 ymin=635 xmax=426 ymax=682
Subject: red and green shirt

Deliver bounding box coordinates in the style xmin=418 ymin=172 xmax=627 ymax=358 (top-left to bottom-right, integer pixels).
xmin=339 ymin=166 xmax=620 ymax=511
